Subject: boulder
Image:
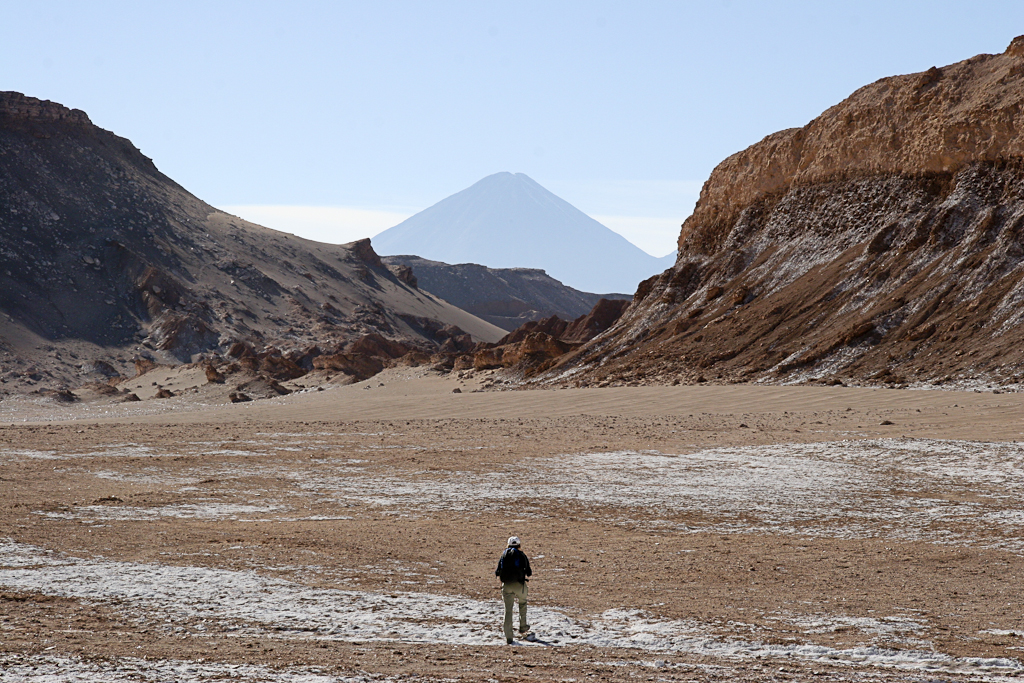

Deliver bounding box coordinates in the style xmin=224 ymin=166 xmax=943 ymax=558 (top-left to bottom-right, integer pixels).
xmin=388 ymin=264 xmax=418 ymax=288
xmin=346 ymin=333 xmax=411 ymax=360
xmin=204 ymin=363 xmax=225 ymax=384
xmin=312 ymin=352 xmax=385 ymax=382
xmin=82 ymin=360 xmax=119 ymax=378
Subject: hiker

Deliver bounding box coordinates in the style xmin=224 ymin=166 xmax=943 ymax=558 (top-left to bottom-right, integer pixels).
xmin=495 ymin=535 xmax=532 ymax=644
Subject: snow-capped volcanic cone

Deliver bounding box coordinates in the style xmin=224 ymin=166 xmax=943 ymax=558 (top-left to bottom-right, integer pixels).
xmin=372 ymin=172 xmax=673 ymax=294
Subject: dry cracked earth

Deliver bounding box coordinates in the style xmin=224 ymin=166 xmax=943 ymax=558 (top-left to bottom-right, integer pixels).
xmin=2 ymin=377 xmax=1024 ymax=682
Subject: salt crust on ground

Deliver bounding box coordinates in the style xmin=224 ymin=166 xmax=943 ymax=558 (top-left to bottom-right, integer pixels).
xmin=28 ymin=436 xmax=1015 ymax=553
xmin=0 ymin=540 xmax=1020 ymax=679
xmin=0 ymin=653 xmax=374 ymax=683
xmin=5 ymin=435 xmax=1024 ymax=679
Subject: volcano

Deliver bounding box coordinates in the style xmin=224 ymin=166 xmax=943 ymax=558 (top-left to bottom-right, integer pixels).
xmin=372 ymin=172 xmax=672 ymax=294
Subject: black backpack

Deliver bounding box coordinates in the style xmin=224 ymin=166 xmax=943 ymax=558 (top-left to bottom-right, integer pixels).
xmin=498 ymin=547 xmax=526 ymax=583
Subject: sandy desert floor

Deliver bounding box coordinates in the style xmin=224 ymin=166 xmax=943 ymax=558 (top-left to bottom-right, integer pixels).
xmin=2 ymin=369 xmax=1024 ymax=681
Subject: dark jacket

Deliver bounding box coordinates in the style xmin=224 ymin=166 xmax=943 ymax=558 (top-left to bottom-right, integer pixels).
xmin=495 ymin=546 xmax=532 ymax=584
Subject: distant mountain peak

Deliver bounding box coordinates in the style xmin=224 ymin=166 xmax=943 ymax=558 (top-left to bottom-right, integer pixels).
xmin=372 ymin=173 xmax=669 ymax=293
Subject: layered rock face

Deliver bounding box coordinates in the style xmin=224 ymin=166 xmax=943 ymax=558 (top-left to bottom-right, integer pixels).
xmin=0 ymin=91 xmax=92 ymax=125
xmin=553 ymin=38 xmax=1024 ymax=388
xmin=0 ymin=92 xmax=503 ymax=391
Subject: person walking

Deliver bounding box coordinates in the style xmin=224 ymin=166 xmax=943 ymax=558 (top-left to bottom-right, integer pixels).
xmin=495 ymin=536 xmax=532 ymax=644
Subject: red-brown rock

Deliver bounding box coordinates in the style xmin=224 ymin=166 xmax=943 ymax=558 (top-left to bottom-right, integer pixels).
xmin=561 ymin=298 xmax=630 ymax=344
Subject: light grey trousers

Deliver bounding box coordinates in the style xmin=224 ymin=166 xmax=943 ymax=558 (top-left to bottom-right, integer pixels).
xmin=501 ymin=581 xmax=529 ymax=640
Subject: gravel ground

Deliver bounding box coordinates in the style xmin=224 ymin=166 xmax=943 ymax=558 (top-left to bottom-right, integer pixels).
xmin=2 ymin=380 xmax=1023 ymax=681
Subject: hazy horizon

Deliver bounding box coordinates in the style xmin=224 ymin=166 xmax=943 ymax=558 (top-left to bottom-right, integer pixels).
xmin=8 ymin=2 xmax=1024 ymax=256
xmin=223 ymin=176 xmax=686 ymax=259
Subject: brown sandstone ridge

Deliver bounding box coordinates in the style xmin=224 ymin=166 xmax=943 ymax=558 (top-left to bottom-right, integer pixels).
xmin=545 ymin=37 xmax=1024 ymax=389
xmin=683 ymin=35 xmax=1024 ymax=255
xmin=0 ymin=92 xmax=503 ymax=398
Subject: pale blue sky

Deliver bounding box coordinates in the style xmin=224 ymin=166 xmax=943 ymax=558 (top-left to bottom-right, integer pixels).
xmin=5 ymin=2 xmax=1024 ymax=255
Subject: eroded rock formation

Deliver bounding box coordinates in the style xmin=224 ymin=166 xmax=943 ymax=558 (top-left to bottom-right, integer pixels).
xmin=464 ymin=298 xmax=630 ymax=375
xmin=550 ymin=37 xmax=1024 ymax=389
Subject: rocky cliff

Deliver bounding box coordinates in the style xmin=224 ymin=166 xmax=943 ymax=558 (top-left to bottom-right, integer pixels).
xmin=0 ymin=92 xmax=503 ymax=394
xmin=548 ymin=37 xmax=1024 ymax=389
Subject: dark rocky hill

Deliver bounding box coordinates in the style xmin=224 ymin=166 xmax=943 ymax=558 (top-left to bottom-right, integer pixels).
xmin=381 ymin=255 xmax=629 ymax=331
xmin=0 ymin=92 xmax=503 ymax=395
xmin=544 ymin=37 xmax=1024 ymax=390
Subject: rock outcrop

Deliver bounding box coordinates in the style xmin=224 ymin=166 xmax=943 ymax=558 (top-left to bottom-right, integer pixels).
xmin=0 ymin=91 xmax=92 ymax=126
xmin=560 ymin=298 xmax=631 ymax=344
xmin=463 ymin=297 xmax=631 ymax=375
xmin=680 ymin=36 xmax=1024 ymax=257
xmin=549 ymin=37 xmax=1024 ymax=389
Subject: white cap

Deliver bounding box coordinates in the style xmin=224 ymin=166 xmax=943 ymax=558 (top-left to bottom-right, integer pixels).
xmin=507 ymin=536 xmax=520 ymax=547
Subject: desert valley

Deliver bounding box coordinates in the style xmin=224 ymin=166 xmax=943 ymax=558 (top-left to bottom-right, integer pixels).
xmin=3 ymin=34 xmax=1024 ymax=683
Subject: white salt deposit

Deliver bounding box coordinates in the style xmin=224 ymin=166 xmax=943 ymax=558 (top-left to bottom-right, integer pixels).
xmin=786 ymin=614 xmax=926 ymax=638
xmin=0 ymin=448 xmax=59 ymax=460
xmin=36 ymin=503 xmax=285 ymax=522
xmin=274 ymin=438 xmax=1024 ymax=553
xmin=93 ymin=469 xmax=201 ymax=485
xmin=6 ymin=436 xmax=1024 ymax=677
xmin=14 ymin=438 xmax=1024 ymax=557
xmin=0 ymin=439 xmax=326 ymax=463
xmin=28 ymin=436 xmax=1024 ymax=553
xmin=0 ymin=540 xmax=1020 ymax=678
xmin=0 ymin=653 xmax=386 ymax=682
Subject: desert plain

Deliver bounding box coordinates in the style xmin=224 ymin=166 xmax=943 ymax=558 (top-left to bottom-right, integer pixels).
xmin=2 ymin=371 xmax=1024 ymax=682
